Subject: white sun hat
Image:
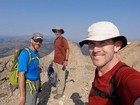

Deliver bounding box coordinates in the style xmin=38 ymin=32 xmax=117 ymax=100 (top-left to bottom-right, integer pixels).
xmin=79 ymin=21 xmax=127 ymax=48
xmin=52 ymin=26 xmax=64 ymax=34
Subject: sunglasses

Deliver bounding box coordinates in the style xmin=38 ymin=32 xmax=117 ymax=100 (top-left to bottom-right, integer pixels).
xmin=54 ymin=30 xmax=61 ymax=33
xmin=33 ymin=38 xmax=43 ymax=43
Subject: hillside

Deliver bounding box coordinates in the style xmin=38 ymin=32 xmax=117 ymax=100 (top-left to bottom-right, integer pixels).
xmin=0 ymin=36 xmax=89 ymax=58
xmin=0 ymin=35 xmax=55 ymax=58
xmin=0 ymin=41 xmax=140 ymax=105
xmin=118 ymin=41 xmax=140 ymax=70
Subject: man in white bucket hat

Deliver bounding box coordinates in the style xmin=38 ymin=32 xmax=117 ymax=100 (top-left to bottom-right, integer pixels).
xmin=51 ymin=26 xmax=69 ymax=99
xmin=79 ymin=21 xmax=140 ymax=105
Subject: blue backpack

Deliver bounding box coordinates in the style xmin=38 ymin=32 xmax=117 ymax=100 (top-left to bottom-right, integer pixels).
xmin=47 ymin=64 xmax=57 ymax=87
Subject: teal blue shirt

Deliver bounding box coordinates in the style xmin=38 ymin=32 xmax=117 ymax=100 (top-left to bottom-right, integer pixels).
xmin=18 ymin=48 xmax=40 ymax=81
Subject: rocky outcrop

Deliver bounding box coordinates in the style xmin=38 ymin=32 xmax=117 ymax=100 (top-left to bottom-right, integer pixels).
xmin=118 ymin=41 xmax=140 ymax=71
xmin=0 ymin=41 xmax=140 ymax=105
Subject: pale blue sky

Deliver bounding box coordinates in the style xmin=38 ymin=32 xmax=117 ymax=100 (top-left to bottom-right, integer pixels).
xmin=0 ymin=0 xmax=140 ymax=42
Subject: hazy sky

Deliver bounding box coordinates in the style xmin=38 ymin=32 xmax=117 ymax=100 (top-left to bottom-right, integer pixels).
xmin=0 ymin=0 xmax=140 ymax=42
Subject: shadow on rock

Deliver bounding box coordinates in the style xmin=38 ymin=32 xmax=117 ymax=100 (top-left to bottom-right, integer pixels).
xmin=37 ymin=81 xmax=52 ymax=105
xmin=70 ymin=92 xmax=88 ymax=105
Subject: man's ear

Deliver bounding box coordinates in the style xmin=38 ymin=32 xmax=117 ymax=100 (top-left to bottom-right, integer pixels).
xmin=114 ymin=41 xmax=122 ymax=52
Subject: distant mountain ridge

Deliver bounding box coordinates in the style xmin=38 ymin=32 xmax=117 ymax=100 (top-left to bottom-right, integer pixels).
xmin=0 ymin=35 xmax=55 ymax=58
xmin=0 ymin=35 xmax=88 ymax=58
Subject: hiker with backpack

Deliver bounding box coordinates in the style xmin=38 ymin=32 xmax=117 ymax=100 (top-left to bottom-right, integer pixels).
xmin=79 ymin=21 xmax=140 ymax=105
xmin=18 ymin=33 xmax=43 ymax=105
xmin=51 ymin=27 xmax=69 ymax=99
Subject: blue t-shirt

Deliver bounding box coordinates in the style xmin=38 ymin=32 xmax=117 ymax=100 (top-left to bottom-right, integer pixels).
xmin=18 ymin=48 xmax=40 ymax=81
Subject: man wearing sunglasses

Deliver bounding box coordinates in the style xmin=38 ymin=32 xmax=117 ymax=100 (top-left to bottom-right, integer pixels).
xmin=18 ymin=33 xmax=43 ymax=105
xmin=51 ymin=27 xmax=69 ymax=99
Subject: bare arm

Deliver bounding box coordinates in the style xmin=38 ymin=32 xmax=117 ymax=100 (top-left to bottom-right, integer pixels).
xmin=65 ymin=48 xmax=69 ymax=61
xmin=64 ymin=48 xmax=69 ymax=67
xmin=18 ymin=72 xmax=26 ymax=105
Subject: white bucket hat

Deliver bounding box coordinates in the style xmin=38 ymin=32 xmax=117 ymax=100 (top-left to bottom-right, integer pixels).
xmin=52 ymin=26 xmax=64 ymax=34
xmin=79 ymin=21 xmax=127 ymax=48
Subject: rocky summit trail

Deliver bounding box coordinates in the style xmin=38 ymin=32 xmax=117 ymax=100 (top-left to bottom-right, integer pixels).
xmin=0 ymin=41 xmax=140 ymax=105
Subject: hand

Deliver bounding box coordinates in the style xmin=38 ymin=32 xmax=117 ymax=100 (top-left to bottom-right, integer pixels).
xmin=134 ymin=97 xmax=140 ymax=105
xmin=64 ymin=60 xmax=68 ymax=66
xmin=62 ymin=65 xmax=66 ymax=71
xmin=19 ymin=96 xmax=26 ymax=105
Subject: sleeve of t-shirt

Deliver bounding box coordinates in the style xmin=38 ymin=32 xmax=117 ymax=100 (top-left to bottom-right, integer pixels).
xmin=18 ymin=50 xmax=29 ymax=72
xmin=63 ymin=38 xmax=69 ymax=50
xmin=117 ymin=68 xmax=140 ymax=103
xmin=123 ymin=72 xmax=140 ymax=99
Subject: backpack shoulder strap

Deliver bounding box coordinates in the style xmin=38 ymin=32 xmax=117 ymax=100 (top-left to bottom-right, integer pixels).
xmin=92 ymin=68 xmax=110 ymax=98
xmin=24 ymin=48 xmax=32 ymax=65
xmin=110 ymin=64 xmax=128 ymax=105
xmin=112 ymin=64 xmax=128 ymax=79
xmin=24 ymin=47 xmax=39 ymax=64
xmin=92 ymin=64 xmax=128 ymax=105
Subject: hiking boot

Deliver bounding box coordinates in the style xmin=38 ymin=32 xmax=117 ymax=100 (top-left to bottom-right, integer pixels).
xmin=54 ymin=94 xmax=63 ymax=99
xmin=52 ymin=90 xmax=57 ymax=94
